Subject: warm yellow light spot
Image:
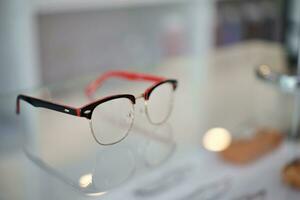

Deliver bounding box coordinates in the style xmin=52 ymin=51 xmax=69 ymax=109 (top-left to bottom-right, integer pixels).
xmin=259 ymin=64 xmax=271 ymax=76
xmin=203 ymin=128 xmax=232 ymax=152
xmin=79 ymin=173 xmax=93 ymax=188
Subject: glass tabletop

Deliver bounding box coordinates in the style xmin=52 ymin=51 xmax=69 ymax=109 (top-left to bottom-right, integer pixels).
xmin=1 ymin=41 xmax=300 ymax=200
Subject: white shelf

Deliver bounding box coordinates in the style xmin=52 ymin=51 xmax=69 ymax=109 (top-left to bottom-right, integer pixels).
xmin=34 ymin=0 xmax=188 ymax=14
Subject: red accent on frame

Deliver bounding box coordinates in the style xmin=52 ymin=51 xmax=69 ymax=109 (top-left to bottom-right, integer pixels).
xmin=144 ymin=87 xmax=152 ymax=100
xmin=85 ymin=71 xmax=166 ymax=98
xmin=76 ymin=108 xmax=81 ymax=117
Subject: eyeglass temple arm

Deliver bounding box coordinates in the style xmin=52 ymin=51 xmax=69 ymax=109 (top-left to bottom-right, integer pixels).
xmin=16 ymin=94 xmax=81 ymax=117
xmin=85 ymin=70 xmax=165 ymax=98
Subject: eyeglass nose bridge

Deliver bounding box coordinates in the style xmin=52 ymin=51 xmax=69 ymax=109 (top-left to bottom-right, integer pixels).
xmin=135 ymin=93 xmax=144 ymax=100
xmin=135 ymin=94 xmax=146 ymax=115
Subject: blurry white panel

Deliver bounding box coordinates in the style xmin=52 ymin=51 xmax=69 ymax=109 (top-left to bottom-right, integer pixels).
xmin=38 ymin=5 xmax=193 ymax=84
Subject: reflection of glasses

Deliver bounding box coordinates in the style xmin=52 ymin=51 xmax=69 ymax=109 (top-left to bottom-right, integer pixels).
xmin=16 ymin=71 xmax=178 ymax=145
xmin=24 ymin=122 xmax=175 ymax=196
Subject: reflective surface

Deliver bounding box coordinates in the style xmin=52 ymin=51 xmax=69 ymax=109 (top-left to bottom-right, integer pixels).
xmin=24 ymin=121 xmax=176 ymax=197
xmin=1 ymin=41 xmax=300 ymax=200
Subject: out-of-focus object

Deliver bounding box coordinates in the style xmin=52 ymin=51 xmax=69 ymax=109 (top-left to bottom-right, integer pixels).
xmin=161 ymin=14 xmax=186 ymax=58
xmin=215 ymin=0 xmax=283 ymax=47
xmin=256 ymin=64 xmax=299 ymax=92
xmin=36 ymin=0 xmax=214 ymax=84
xmin=284 ymin=0 xmax=300 ymax=67
xmin=202 ymin=128 xmax=232 ymax=152
xmin=220 ymin=128 xmax=283 ymax=165
xmin=282 ymin=159 xmax=300 ymax=189
xmin=256 ymin=3 xmax=300 ymax=138
xmin=256 ymin=63 xmax=300 ymax=138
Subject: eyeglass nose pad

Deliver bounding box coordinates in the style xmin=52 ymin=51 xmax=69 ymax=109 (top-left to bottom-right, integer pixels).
xmin=128 ymin=111 xmax=134 ymax=119
xmin=126 ymin=107 xmax=135 ymax=122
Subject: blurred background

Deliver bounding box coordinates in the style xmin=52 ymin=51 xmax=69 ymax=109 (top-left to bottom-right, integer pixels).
xmin=1 ymin=0 xmax=300 ymax=199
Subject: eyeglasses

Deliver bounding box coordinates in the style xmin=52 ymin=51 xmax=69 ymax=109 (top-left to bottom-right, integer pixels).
xmin=16 ymin=71 xmax=178 ymax=145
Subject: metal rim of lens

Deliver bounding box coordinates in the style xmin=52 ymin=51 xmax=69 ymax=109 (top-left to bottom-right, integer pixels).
xmin=145 ymin=83 xmax=175 ymax=125
xmin=89 ymin=102 xmax=135 ymax=146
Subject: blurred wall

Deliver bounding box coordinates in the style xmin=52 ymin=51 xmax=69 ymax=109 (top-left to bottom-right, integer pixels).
xmin=37 ymin=4 xmax=195 ymax=84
